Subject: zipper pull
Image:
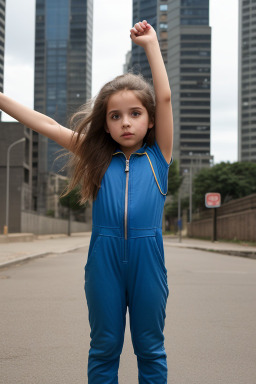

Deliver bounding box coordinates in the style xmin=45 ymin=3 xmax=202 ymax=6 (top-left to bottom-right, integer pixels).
xmin=125 ymin=159 xmax=129 ymax=172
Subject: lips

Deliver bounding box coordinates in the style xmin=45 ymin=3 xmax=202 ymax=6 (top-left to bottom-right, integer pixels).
xmin=122 ymin=133 xmax=134 ymax=137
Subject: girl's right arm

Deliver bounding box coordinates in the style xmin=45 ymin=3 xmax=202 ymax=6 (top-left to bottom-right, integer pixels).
xmin=0 ymin=92 xmax=82 ymax=152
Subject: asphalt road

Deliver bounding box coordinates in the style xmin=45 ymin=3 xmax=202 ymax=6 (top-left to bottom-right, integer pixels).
xmin=0 ymin=245 xmax=255 ymax=384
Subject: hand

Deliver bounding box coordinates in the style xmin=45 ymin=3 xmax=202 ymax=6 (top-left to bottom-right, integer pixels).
xmin=130 ymin=20 xmax=157 ymax=48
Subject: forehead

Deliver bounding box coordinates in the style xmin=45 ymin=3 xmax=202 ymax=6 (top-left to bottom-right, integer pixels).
xmin=107 ymin=90 xmax=144 ymax=111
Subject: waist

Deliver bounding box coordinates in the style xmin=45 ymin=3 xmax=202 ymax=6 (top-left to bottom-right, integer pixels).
xmin=92 ymin=225 xmax=162 ymax=239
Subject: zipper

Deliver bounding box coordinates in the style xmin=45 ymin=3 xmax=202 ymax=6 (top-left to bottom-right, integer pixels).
xmin=124 ymin=159 xmax=130 ymax=240
xmin=112 ymin=151 xmax=132 ymax=240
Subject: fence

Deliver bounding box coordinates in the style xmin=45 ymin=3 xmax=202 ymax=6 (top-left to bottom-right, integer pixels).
xmin=21 ymin=210 xmax=92 ymax=235
xmin=187 ymin=193 xmax=256 ymax=242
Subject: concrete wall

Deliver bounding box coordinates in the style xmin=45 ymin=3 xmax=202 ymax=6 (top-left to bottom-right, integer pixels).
xmin=0 ymin=123 xmax=32 ymax=233
xmin=187 ymin=193 xmax=256 ymax=242
xmin=21 ymin=211 xmax=92 ymax=235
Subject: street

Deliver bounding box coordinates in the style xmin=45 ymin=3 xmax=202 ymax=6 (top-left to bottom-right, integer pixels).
xmin=0 ymin=244 xmax=256 ymax=384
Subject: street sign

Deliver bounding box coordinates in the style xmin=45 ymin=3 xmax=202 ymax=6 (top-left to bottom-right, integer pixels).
xmin=205 ymin=192 xmax=221 ymax=208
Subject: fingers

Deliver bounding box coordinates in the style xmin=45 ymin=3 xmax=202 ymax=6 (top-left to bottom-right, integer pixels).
xmin=142 ymin=20 xmax=151 ymax=29
xmin=130 ymin=20 xmax=151 ymax=36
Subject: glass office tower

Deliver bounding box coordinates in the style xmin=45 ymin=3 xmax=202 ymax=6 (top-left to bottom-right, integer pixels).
xmin=132 ymin=0 xmax=157 ymax=79
xmin=131 ymin=0 xmax=168 ymax=80
xmin=238 ymin=0 xmax=256 ymax=163
xmin=33 ymin=0 xmax=92 ymax=212
xmin=167 ymin=0 xmax=213 ymax=195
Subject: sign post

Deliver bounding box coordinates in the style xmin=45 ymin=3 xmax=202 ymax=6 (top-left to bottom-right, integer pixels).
xmin=205 ymin=193 xmax=221 ymax=242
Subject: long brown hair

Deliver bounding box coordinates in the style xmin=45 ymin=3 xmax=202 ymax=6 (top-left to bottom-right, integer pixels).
xmin=59 ymin=72 xmax=156 ymax=204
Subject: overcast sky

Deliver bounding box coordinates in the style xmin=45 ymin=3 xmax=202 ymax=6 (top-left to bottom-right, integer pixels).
xmin=2 ymin=0 xmax=238 ymax=165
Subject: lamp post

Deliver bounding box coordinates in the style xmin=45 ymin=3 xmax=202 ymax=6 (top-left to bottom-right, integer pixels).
xmin=4 ymin=137 xmax=26 ymax=235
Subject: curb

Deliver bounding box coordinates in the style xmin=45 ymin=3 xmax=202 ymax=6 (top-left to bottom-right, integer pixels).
xmin=1 ymin=240 xmax=256 ymax=270
xmin=0 ymin=245 xmax=87 ymax=269
xmin=163 ymin=241 xmax=256 ymax=260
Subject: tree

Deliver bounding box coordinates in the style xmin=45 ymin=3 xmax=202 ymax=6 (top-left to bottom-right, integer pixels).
xmin=59 ymin=183 xmax=88 ymax=236
xmin=167 ymin=159 xmax=183 ymax=195
xmin=193 ymin=161 xmax=256 ymax=211
xmin=164 ymin=159 xmax=184 ymax=231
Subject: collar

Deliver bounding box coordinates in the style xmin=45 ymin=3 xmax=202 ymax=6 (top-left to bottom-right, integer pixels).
xmin=112 ymin=142 xmax=147 ymax=156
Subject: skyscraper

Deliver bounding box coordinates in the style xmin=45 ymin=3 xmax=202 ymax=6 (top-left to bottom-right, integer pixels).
xmin=238 ymin=0 xmax=256 ymax=163
xmin=131 ymin=0 xmax=168 ymax=80
xmin=33 ymin=0 xmax=93 ymax=212
xmin=0 ymin=0 xmax=5 ymax=119
xmin=167 ymin=0 xmax=213 ymax=194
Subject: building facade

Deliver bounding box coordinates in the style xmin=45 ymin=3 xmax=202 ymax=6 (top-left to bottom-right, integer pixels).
xmin=0 ymin=123 xmax=33 ymax=233
xmin=33 ymin=0 xmax=93 ymax=212
xmin=131 ymin=0 xmax=168 ymax=80
xmin=167 ymin=0 xmax=213 ymax=194
xmin=238 ymin=0 xmax=256 ymax=163
xmin=0 ymin=0 xmax=5 ymax=119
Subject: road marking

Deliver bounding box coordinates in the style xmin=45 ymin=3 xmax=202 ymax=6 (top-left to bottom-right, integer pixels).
xmin=194 ymin=270 xmax=249 ymax=274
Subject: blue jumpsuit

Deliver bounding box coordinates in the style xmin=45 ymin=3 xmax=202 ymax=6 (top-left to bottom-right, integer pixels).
xmin=84 ymin=139 xmax=173 ymax=383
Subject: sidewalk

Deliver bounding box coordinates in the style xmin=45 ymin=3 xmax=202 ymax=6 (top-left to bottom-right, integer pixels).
xmin=0 ymin=232 xmax=255 ymax=269
xmin=0 ymin=232 xmax=92 ymax=268
xmin=163 ymin=236 xmax=256 ymax=259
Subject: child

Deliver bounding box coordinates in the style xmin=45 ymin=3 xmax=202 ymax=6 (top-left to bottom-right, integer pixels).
xmin=0 ymin=20 xmax=173 ymax=383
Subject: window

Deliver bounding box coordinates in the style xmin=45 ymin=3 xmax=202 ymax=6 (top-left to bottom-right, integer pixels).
xmin=181 ymin=34 xmax=210 ymax=40
xmin=181 ymin=43 xmax=211 ymax=49
xmin=160 ymin=4 xmax=167 ymax=11
xmin=181 ymin=0 xmax=208 ymax=5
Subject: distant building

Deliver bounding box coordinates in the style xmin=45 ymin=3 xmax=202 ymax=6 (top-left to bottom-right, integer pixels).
xmin=123 ymin=50 xmax=132 ymax=74
xmin=238 ymin=0 xmax=256 ymax=163
xmin=0 ymin=123 xmax=33 ymax=233
xmin=167 ymin=0 xmax=213 ymax=195
xmin=0 ymin=0 xmax=6 ymax=119
xmin=46 ymin=172 xmax=69 ymax=218
xmin=33 ymin=0 xmax=93 ymax=213
xmin=131 ymin=0 xmax=168 ymax=80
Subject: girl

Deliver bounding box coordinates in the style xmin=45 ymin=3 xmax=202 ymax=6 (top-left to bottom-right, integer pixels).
xmin=0 ymin=20 xmax=173 ymax=383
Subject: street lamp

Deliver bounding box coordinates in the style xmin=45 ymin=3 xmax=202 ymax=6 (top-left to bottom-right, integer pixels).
xmin=4 ymin=137 xmax=26 ymax=235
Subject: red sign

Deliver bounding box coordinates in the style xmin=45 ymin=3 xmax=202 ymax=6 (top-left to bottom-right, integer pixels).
xmin=205 ymin=192 xmax=221 ymax=208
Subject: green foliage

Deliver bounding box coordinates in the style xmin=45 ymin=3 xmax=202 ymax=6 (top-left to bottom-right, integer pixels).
xmin=193 ymin=161 xmax=256 ymax=210
xmin=59 ymin=184 xmax=87 ymax=211
xmin=165 ymin=195 xmax=189 ymax=218
xmin=46 ymin=210 xmax=55 ymax=217
xmin=167 ymin=159 xmax=183 ymax=196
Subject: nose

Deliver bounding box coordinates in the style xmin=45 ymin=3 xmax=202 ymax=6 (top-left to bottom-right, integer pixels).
xmin=122 ymin=115 xmax=131 ymax=128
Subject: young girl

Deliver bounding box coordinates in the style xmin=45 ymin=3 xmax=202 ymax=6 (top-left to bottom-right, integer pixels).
xmin=0 ymin=20 xmax=173 ymax=383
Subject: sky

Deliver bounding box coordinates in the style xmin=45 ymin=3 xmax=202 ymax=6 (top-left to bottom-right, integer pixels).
xmin=2 ymin=0 xmax=238 ymax=165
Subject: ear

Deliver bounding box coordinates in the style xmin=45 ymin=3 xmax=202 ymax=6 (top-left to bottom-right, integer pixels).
xmin=148 ymin=120 xmax=154 ymax=129
xmin=104 ymin=122 xmax=110 ymax=133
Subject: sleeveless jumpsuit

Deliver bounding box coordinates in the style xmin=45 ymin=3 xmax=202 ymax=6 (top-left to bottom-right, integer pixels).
xmin=84 ymin=139 xmax=173 ymax=383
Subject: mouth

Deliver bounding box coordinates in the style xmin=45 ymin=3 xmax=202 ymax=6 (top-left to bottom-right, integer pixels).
xmin=122 ymin=133 xmax=134 ymax=137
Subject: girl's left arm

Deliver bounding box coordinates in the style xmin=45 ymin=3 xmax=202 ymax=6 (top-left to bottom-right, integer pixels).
xmin=130 ymin=21 xmax=173 ymax=164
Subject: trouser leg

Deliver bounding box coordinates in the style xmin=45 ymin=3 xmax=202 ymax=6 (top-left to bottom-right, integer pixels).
xmin=84 ymin=236 xmax=127 ymax=384
xmin=127 ymin=237 xmax=169 ymax=384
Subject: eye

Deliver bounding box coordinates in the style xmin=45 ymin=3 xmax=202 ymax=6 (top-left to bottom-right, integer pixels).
xmin=111 ymin=114 xmax=120 ymax=120
xmin=131 ymin=111 xmax=141 ymax=117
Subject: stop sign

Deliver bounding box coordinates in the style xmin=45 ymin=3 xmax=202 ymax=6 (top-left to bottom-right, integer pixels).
xmin=205 ymin=192 xmax=221 ymax=208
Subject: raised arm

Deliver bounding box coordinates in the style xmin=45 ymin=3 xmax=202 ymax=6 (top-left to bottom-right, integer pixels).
xmin=130 ymin=20 xmax=173 ymax=164
xmin=0 ymin=92 xmax=82 ymax=153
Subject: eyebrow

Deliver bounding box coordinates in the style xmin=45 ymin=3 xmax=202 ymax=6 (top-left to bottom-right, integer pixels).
xmin=107 ymin=107 xmax=144 ymax=116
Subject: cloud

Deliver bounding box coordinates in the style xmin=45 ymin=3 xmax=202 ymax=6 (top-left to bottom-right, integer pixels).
xmin=5 ymin=0 xmax=35 ymax=66
xmin=92 ymin=0 xmax=132 ymax=95
xmin=2 ymin=59 xmax=34 ymax=122
xmin=209 ymin=0 xmax=238 ymax=164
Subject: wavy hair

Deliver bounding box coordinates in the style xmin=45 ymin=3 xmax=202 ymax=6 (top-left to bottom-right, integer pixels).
xmin=59 ymin=72 xmax=156 ymax=204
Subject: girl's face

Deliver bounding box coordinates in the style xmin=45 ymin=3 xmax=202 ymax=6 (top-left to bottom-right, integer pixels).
xmin=105 ymin=90 xmax=153 ymax=158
